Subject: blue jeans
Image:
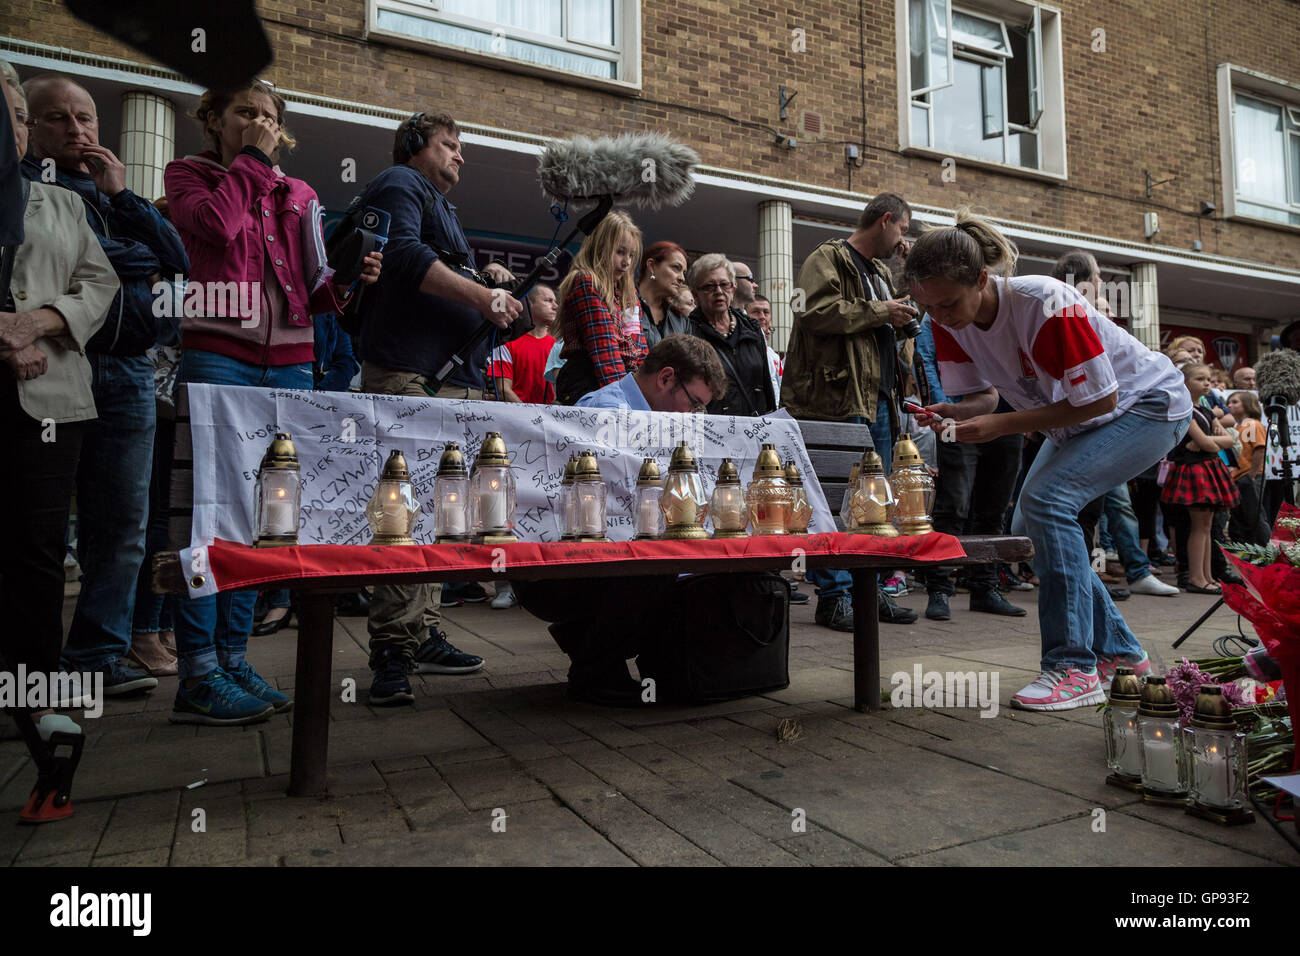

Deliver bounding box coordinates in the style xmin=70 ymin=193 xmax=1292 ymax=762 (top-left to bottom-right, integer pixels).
xmin=63 ymin=354 xmax=156 ymax=671
xmin=1102 ymin=484 xmax=1152 ymax=584
xmin=1011 ymin=412 xmax=1190 ymax=672
xmin=172 ymin=350 xmax=313 ymax=679
xmin=810 ymin=398 xmax=893 ymax=602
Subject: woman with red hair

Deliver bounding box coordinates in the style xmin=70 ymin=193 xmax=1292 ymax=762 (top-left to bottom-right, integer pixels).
xmin=637 ymin=240 xmax=691 ymax=348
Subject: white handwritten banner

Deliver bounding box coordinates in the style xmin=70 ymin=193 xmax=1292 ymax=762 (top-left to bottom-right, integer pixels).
xmin=184 ymin=384 xmax=835 ymax=548
xmin=1265 ymin=405 xmax=1300 ymax=480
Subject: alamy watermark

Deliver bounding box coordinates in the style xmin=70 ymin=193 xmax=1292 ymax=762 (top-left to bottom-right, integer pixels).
xmin=890 ymin=664 xmax=999 ymax=718
xmin=0 ymin=666 xmax=103 ymax=719
xmin=152 ymin=275 xmax=262 ymax=328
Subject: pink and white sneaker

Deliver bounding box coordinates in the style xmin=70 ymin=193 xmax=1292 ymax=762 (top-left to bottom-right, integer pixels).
xmin=1096 ymin=650 xmax=1151 ymax=691
xmin=1010 ymin=669 xmax=1105 ymax=711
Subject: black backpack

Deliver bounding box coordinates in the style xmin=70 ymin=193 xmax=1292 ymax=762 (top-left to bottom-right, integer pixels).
xmin=636 ymin=572 xmax=791 ymax=703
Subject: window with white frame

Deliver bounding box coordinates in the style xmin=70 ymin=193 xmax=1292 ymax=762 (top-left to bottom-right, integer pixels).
xmin=368 ymin=0 xmax=639 ymax=88
xmin=1218 ymin=65 xmax=1300 ymax=228
xmin=900 ymin=0 xmax=1065 ymax=177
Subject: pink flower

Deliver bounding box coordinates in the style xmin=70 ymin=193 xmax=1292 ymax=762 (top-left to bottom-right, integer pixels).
xmin=1167 ymin=660 xmax=1249 ymax=725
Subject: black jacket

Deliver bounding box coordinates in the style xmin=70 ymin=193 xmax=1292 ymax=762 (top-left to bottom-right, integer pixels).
xmin=689 ymin=307 xmax=776 ymax=417
xmin=21 ymin=157 xmax=189 ymax=356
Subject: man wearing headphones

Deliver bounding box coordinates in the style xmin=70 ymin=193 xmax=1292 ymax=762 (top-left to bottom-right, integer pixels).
xmin=356 ymin=111 xmax=524 ymax=706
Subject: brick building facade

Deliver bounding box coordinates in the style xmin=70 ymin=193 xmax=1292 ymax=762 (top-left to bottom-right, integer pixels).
xmin=5 ymin=0 xmax=1299 ymax=361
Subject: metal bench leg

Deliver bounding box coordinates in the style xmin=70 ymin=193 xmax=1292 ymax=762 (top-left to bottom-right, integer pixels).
xmin=288 ymin=591 xmax=336 ymax=796
xmin=851 ymin=569 xmax=881 ymax=712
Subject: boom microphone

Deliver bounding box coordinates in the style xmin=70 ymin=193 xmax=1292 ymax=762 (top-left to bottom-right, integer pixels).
xmin=1255 ymin=349 xmax=1300 ymax=408
xmin=1256 ymin=347 xmax=1300 ymax=506
xmin=427 ymin=134 xmax=699 ymax=392
xmin=538 ymin=133 xmax=700 ymax=209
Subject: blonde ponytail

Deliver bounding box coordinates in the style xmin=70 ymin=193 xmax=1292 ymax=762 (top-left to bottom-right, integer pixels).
xmin=954 ymin=207 xmax=1018 ymax=277
xmin=903 ymin=207 xmax=1018 ymax=288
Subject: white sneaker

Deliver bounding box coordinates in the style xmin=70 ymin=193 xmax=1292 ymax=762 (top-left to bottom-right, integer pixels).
xmin=37 ymin=713 xmax=82 ymax=741
xmin=1128 ymin=573 xmax=1180 ymax=597
xmin=490 ymin=584 xmax=517 ymax=609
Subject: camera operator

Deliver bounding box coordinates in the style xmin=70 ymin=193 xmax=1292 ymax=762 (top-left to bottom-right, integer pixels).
xmin=354 ymin=110 xmax=523 ymax=707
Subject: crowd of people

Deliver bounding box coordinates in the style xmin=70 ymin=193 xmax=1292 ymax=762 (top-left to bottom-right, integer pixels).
xmin=1 ymin=63 xmax=1279 ymax=725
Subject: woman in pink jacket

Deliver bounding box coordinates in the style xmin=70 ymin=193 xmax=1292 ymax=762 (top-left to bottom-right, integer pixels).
xmin=163 ymin=81 xmax=379 ymax=725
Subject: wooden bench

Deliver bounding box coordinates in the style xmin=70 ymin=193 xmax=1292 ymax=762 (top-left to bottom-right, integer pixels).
xmin=155 ymin=390 xmax=1032 ymax=796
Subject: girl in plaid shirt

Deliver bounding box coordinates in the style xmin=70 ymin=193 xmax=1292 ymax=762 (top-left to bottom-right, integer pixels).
xmin=555 ymin=211 xmax=646 ymax=404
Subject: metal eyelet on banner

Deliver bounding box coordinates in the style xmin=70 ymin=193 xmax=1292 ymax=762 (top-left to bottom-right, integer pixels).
xmin=189 ymin=574 xmax=206 ymax=589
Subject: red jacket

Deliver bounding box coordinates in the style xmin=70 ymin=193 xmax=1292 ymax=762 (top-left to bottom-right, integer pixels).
xmin=164 ymin=150 xmax=342 ymax=367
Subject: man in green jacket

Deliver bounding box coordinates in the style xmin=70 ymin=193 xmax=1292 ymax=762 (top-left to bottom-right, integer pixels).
xmin=782 ymin=193 xmax=919 ymax=630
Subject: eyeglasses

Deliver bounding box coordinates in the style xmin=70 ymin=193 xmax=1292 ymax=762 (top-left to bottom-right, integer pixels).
xmin=674 ymin=377 xmax=709 ymax=413
xmin=698 ymin=281 xmax=734 ymax=294
xmin=737 ymin=275 xmax=759 ymax=285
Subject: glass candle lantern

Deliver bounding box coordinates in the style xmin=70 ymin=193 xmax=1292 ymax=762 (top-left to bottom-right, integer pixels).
xmin=573 ymin=450 xmax=608 ymax=542
xmin=366 ymin=449 xmax=420 ymax=546
xmin=849 ymin=450 xmax=898 ymax=537
xmin=661 ymin=441 xmax=709 ymax=540
xmin=560 ymin=454 xmax=580 ymax=540
xmin=634 ymin=457 xmax=664 ymax=539
xmin=839 ymin=461 xmax=861 ymax=530
xmin=890 ymin=434 xmax=934 ymax=535
xmin=746 ymin=443 xmax=794 ymax=535
xmin=784 ymin=462 xmax=813 ymax=534
xmin=1182 ymin=685 xmax=1254 ymax=825
xmin=433 ymin=442 xmax=470 ymax=542
xmin=470 ymin=431 xmax=517 ymax=543
xmin=254 ymin=433 xmax=301 ymax=547
xmin=1138 ymin=676 xmax=1188 ymax=805
xmin=1103 ymin=665 xmax=1144 ymax=791
xmin=710 ymin=459 xmax=749 ymax=538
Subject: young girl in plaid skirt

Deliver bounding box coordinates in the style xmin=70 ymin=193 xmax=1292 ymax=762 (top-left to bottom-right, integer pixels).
xmin=1161 ymin=363 xmax=1239 ymax=593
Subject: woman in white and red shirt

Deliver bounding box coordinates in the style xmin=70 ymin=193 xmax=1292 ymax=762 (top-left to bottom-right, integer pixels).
xmin=906 ymin=210 xmax=1191 ymax=712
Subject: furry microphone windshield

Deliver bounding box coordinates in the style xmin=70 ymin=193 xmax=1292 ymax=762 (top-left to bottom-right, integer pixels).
xmin=1256 ymin=349 xmax=1300 ymax=407
xmin=538 ymin=133 xmax=700 ymax=209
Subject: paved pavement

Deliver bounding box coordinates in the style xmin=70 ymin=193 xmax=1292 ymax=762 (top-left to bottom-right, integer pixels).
xmin=2 ymin=567 xmax=1295 ymax=866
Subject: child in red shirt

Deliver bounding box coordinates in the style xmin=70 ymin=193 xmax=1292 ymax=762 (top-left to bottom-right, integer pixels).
xmin=488 ymin=284 xmax=558 ymax=404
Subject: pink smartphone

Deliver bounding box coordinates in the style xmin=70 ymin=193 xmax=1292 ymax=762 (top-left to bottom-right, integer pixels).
xmin=903 ymin=402 xmax=926 ymax=415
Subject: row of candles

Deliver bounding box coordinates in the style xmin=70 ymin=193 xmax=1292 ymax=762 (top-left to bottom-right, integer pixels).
xmin=250 ymin=430 xmax=940 ymax=546
xmin=1102 ymin=668 xmax=1254 ymax=826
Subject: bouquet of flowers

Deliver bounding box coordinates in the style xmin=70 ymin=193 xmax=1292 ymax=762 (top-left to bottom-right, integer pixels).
xmin=1220 ymin=502 xmax=1300 ymax=773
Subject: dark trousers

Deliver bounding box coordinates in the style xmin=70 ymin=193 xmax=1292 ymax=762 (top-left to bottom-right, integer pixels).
xmin=924 ymin=432 xmax=1023 ymax=595
xmin=0 ymin=382 xmax=86 ymax=676
xmin=1130 ymin=476 xmax=1161 ymax=543
xmin=1162 ymin=502 xmax=1191 ymax=580
xmin=1078 ymin=495 xmax=1105 ymax=555
xmin=1229 ymin=475 xmax=1270 ymax=545
xmin=513 ymin=576 xmax=676 ymax=684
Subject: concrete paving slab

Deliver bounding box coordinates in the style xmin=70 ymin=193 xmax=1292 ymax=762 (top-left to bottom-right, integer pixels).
xmin=902 ymin=812 xmax=1284 ymax=866
xmin=263 ymin=706 xmax=489 ymax=775
xmin=0 ymin=735 xmax=264 ymax=810
xmin=732 ymin=749 xmax=1095 ymax=860
xmin=282 ymin=798 xmax=634 ymax=866
xmin=437 ymin=756 xmax=551 ymax=810
xmin=1123 ymin=801 xmax=1298 ymax=865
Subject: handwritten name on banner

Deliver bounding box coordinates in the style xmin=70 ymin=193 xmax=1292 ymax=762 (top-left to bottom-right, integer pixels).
xmin=185 ymin=384 xmax=835 ymax=548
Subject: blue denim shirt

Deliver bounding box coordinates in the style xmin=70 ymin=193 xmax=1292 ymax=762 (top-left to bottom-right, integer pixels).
xmin=356 ymin=164 xmax=487 ymax=388
xmin=575 ymin=372 xmax=651 ymax=410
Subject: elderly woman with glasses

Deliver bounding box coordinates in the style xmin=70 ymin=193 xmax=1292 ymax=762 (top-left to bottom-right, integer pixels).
xmin=687 ymin=253 xmax=775 ymax=416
